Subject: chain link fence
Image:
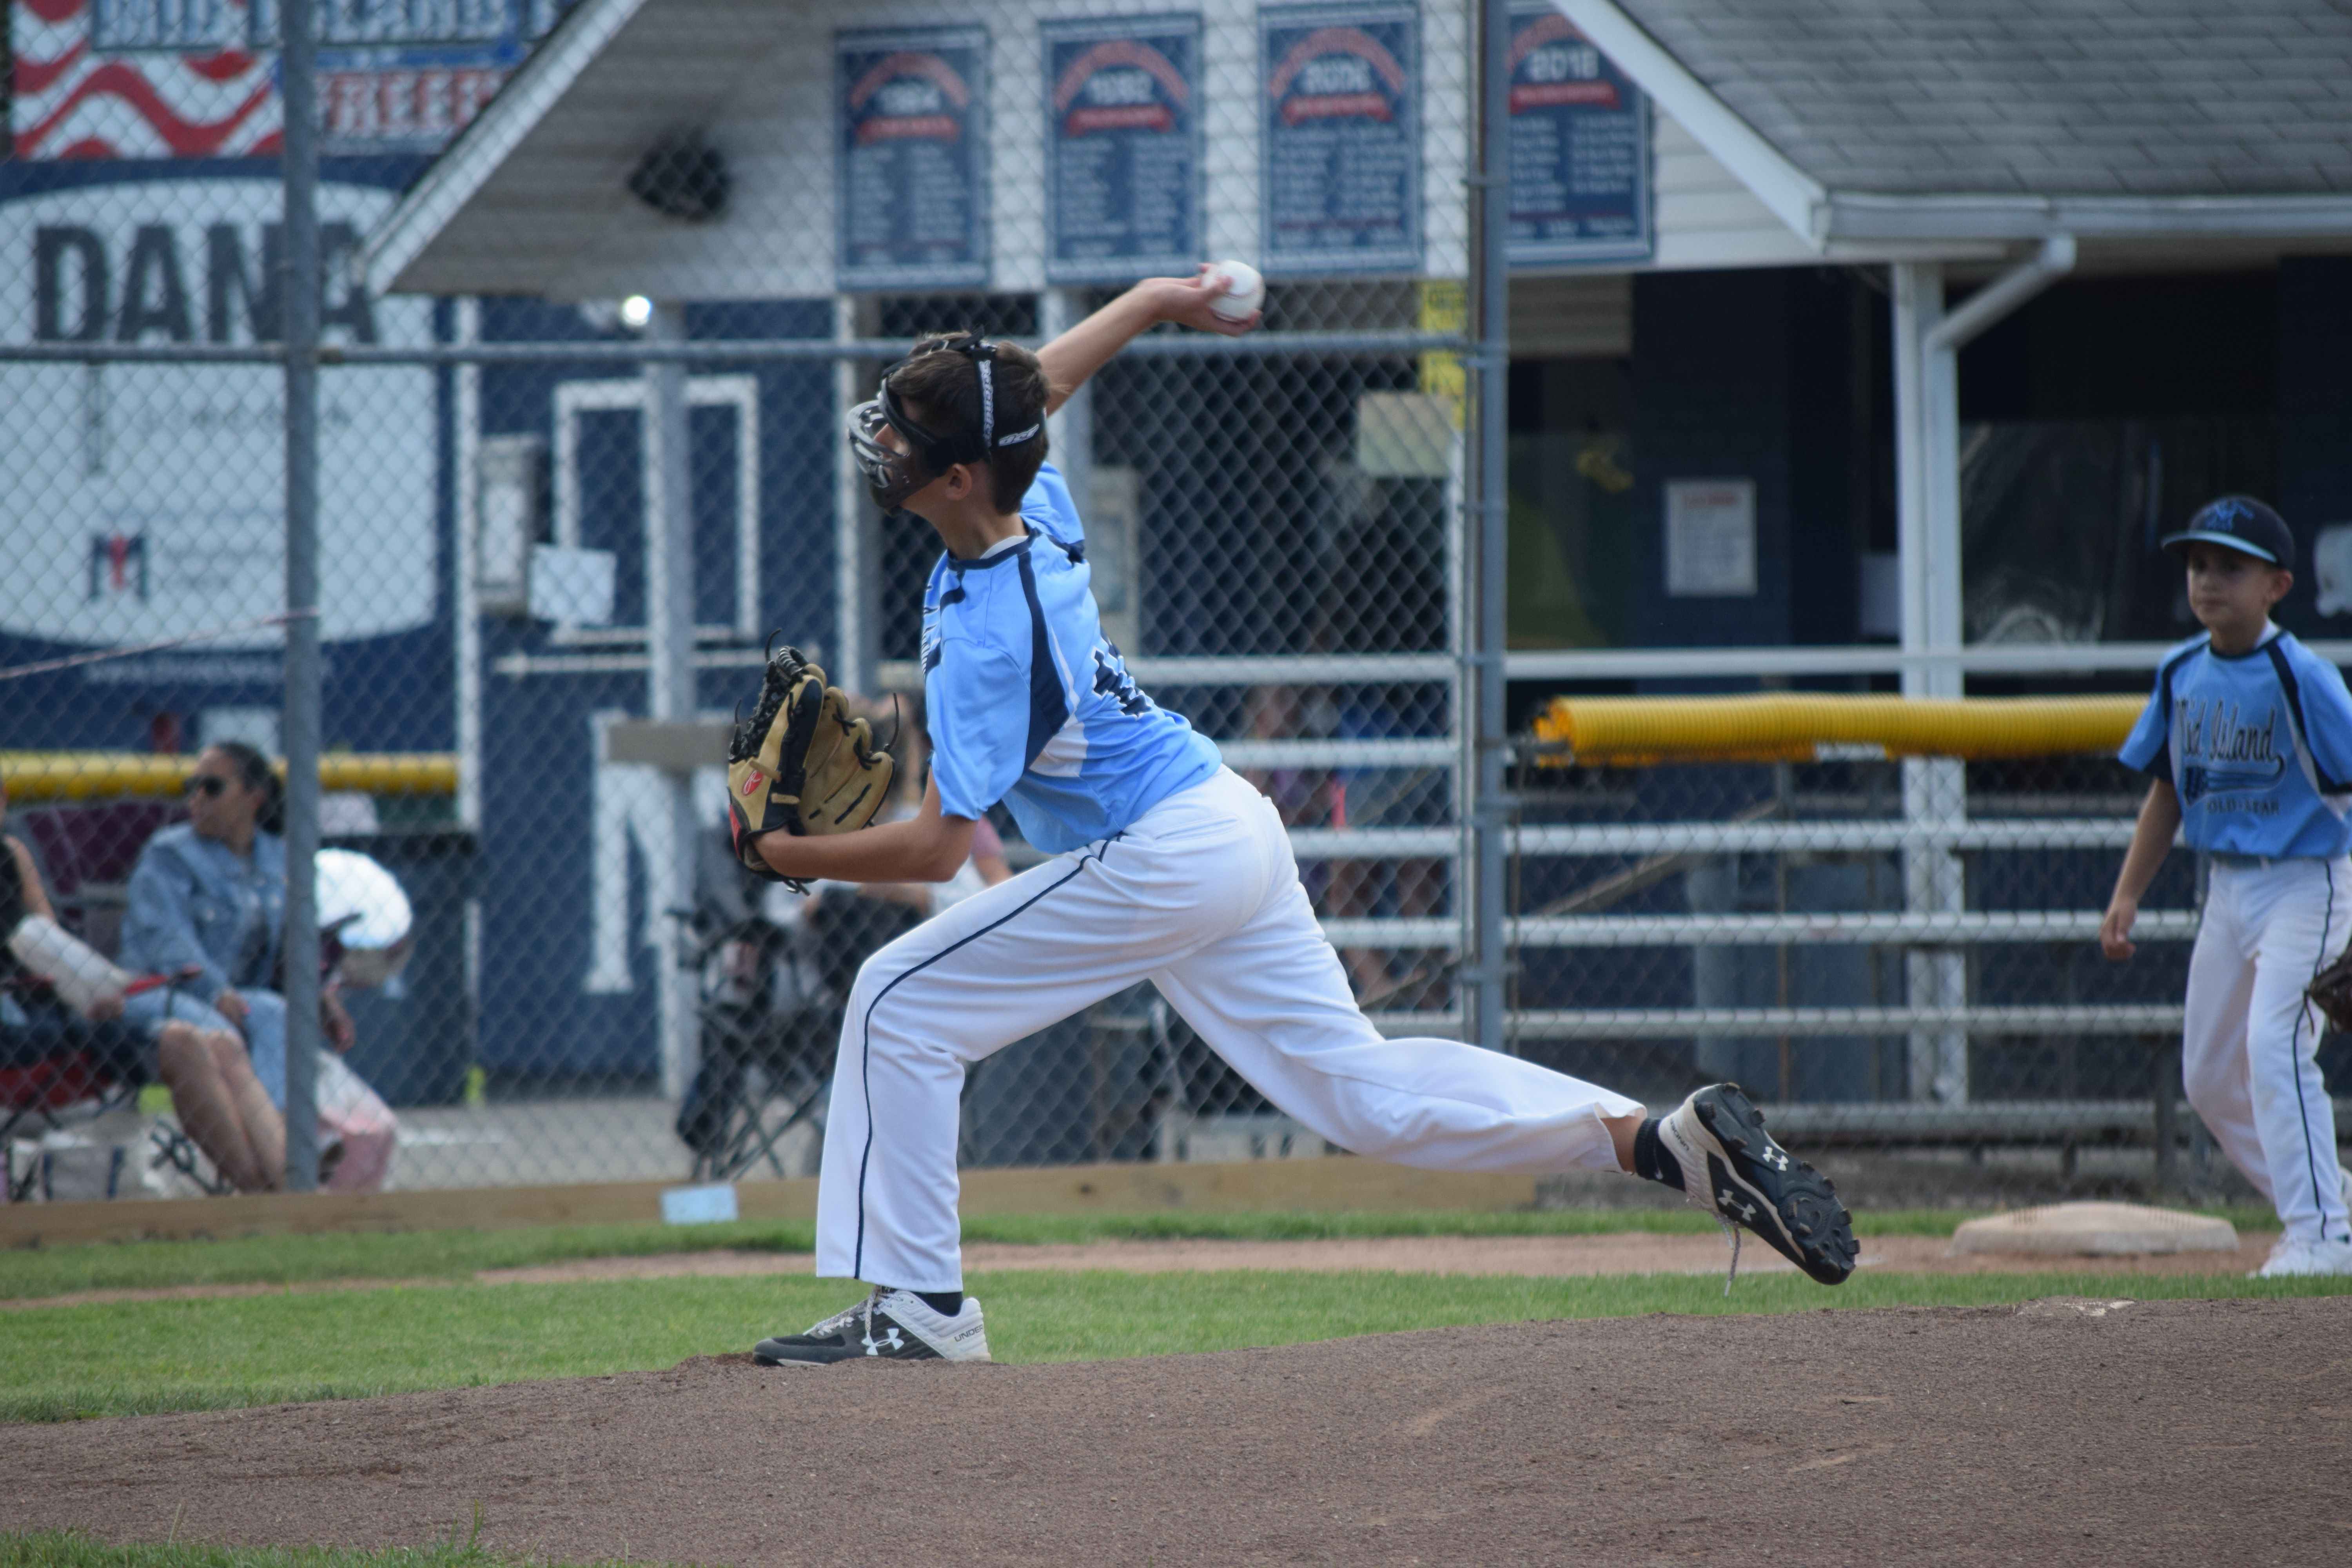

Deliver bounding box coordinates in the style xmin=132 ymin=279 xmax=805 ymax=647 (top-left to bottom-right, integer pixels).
xmin=3 ymin=0 xmax=2321 ymax=1213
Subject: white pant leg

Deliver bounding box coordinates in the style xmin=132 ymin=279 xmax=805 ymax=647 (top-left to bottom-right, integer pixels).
xmin=813 ymin=775 xmax=1278 ymax=1290
xmin=2181 ymin=871 xmax=2269 ymax=1205
xmin=1152 ymin=779 xmax=1643 ymax=1174
xmin=2241 ymin=858 xmax=2352 ymax=1244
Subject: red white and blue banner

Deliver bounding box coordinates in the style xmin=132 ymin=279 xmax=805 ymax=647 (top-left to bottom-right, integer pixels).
xmin=1044 ymin=14 xmax=1202 ymax=285
xmin=1505 ymin=5 xmax=1650 ymax=266
xmin=1259 ymin=2 xmax=1419 ymax=276
xmin=837 ymin=26 xmax=990 ymax=291
xmin=12 ymin=0 xmax=562 ymax=161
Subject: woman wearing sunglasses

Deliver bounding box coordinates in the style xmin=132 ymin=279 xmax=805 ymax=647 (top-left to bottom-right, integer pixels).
xmin=117 ymin=743 xmax=297 ymax=1160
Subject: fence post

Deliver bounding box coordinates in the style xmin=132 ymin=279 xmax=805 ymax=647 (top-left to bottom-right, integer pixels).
xmin=2151 ymin=1036 xmax=2180 ymax=1196
xmin=644 ymin=301 xmax=701 ymax=1102
xmin=1462 ymin=0 xmax=1512 ymax=1053
xmin=279 ymin=0 xmax=323 ymax=1191
xmin=1892 ymin=261 xmax=1968 ymax=1103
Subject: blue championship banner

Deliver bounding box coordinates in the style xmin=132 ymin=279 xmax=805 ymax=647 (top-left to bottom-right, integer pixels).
xmin=837 ymin=28 xmax=990 ymax=290
xmin=1045 ymin=15 xmax=1204 ymax=283
xmin=1506 ymin=6 xmax=1651 ymax=266
xmin=1260 ymin=3 xmax=1421 ymax=276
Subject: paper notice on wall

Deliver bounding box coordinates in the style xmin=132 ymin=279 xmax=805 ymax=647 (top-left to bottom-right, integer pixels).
xmin=1664 ymin=479 xmax=1757 ymax=598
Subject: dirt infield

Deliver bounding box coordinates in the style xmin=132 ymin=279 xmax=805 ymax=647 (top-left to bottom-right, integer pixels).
xmin=0 ymin=1231 xmax=2288 ymax=1310
xmin=5 ymin=1295 xmax=2346 ymax=1566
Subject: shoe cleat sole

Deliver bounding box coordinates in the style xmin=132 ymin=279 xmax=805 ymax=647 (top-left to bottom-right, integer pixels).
xmin=1679 ymin=1083 xmax=1858 ymax=1287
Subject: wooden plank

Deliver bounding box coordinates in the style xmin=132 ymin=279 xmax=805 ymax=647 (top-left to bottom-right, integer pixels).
xmin=0 ymin=1159 xmax=1537 ymax=1248
xmin=604 ymin=721 xmax=730 ymax=769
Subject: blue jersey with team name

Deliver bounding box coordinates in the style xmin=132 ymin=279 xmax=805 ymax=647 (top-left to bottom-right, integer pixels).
xmin=920 ymin=463 xmax=1222 ymax=854
xmin=2118 ymin=627 xmax=2352 ymax=858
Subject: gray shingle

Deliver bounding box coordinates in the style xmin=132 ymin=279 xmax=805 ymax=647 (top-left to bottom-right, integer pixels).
xmin=1618 ymin=0 xmax=2352 ymax=197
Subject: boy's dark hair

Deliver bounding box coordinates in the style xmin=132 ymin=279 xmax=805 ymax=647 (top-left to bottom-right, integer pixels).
xmin=207 ymin=740 xmax=287 ymax=837
xmin=888 ymin=334 xmax=1056 ymax=513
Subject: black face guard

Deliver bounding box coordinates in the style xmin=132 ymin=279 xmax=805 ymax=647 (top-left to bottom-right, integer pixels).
xmin=845 ymin=338 xmax=1044 ymax=512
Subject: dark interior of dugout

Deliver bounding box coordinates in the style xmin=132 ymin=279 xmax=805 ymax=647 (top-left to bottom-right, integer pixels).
xmin=1499 ymin=261 xmax=2341 ymax=687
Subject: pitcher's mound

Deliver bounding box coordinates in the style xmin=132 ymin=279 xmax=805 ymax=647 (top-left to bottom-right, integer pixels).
xmin=1951 ymin=1201 xmax=2238 ymax=1257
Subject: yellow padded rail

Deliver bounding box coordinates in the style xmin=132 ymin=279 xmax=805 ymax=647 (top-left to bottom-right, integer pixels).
xmin=1531 ymin=694 xmax=2147 ymax=767
xmin=0 ymin=752 xmax=458 ymax=801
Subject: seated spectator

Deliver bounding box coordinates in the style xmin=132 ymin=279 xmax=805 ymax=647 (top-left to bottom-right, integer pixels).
xmin=118 ymin=742 xmax=392 ymax=1190
xmin=118 ymin=742 xmax=294 ymax=1114
xmin=1 ymin=762 xmax=282 ymax=1191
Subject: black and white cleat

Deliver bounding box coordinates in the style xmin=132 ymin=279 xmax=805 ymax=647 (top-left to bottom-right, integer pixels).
xmin=753 ymin=1288 xmax=991 ymax=1365
xmin=1658 ymin=1082 xmax=1857 ymax=1288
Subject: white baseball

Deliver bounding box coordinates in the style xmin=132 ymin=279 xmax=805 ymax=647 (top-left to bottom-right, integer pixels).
xmin=1209 ymin=260 xmax=1264 ymax=321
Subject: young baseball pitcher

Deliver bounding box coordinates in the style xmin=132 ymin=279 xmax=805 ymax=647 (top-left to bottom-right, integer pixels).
xmin=726 ymin=272 xmax=1858 ymax=1363
xmin=2105 ymin=496 xmax=2352 ymax=1277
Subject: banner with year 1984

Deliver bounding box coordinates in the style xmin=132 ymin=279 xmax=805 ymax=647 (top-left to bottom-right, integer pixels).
xmin=1045 ymin=16 xmax=1203 ymax=283
xmin=838 ymin=28 xmax=990 ymax=290
xmin=1260 ymin=4 xmax=1420 ymax=276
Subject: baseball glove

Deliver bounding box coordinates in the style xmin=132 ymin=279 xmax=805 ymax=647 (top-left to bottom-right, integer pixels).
xmin=726 ymin=639 xmax=895 ymax=889
xmin=2308 ymin=946 xmax=2352 ymax=1035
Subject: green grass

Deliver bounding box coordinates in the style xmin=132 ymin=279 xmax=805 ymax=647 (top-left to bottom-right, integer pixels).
xmin=5 ymin=1264 xmax=2347 ymax=1424
xmin=0 ymin=1527 xmax=656 ymax=1568
xmin=0 ymin=1220 xmax=817 ymax=1301
xmin=0 ymin=1204 xmax=2285 ymax=1302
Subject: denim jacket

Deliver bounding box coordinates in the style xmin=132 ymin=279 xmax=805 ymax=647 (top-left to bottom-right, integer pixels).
xmin=120 ymin=824 xmax=286 ymax=1000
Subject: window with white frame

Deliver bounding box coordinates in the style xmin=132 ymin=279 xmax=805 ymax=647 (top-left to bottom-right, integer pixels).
xmin=548 ymin=374 xmax=762 ymax=644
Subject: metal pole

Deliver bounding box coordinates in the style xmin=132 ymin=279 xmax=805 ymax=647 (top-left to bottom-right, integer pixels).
xmin=1893 ymin=261 xmax=1967 ymax=1105
xmin=644 ymin=302 xmax=701 ymax=1102
xmin=832 ymin=296 xmax=870 ymax=692
xmin=279 ymin=0 xmax=323 ymax=1191
xmin=1465 ymin=0 xmax=1510 ymax=1052
xmin=2151 ymin=1036 xmax=2180 ymax=1196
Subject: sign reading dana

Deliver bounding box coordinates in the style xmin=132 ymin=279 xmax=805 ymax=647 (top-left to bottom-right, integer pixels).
xmin=0 ymin=177 xmax=437 ymax=651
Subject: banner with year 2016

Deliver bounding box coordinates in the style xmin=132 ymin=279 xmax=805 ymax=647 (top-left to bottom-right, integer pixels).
xmin=1506 ymin=5 xmax=1651 ymax=266
xmin=1045 ymin=16 xmax=1203 ymax=284
xmin=1259 ymin=3 xmax=1421 ymax=276
xmin=837 ymin=28 xmax=990 ymax=290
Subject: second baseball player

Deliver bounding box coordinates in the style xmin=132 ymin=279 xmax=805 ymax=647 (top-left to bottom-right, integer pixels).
xmin=2105 ymin=495 xmax=2352 ymax=1277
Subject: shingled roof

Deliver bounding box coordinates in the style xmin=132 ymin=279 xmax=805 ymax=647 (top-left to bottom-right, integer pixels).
xmin=1561 ymin=0 xmax=2352 ymax=243
xmin=1615 ymin=0 xmax=2352 ymax=198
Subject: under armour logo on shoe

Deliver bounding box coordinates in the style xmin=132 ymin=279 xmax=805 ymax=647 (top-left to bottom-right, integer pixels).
xmin=1763 ymin=1149 xmax=1790 ymax=1171
xmin=864 ymin=1327 xmax=904 ymax=1355
xmin=1720 ymin=1188 xmax=1757 ymax=1223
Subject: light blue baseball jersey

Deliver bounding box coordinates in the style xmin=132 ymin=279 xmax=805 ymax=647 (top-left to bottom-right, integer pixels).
xmin=2118 ymin=627 xmax=2352 ymax=858
xmin=921 ymin=462 xmax=1221 ymax=854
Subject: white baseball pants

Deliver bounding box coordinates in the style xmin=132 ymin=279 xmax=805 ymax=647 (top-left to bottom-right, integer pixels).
xmin=813 ymin=767 xmax=1643 ymax=1290
xmin=2182 ymin=855 xmax=2352 ymax=1245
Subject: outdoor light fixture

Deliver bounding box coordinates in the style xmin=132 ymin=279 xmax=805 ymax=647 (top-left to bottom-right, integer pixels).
xmin=619 ymin=296 xmax=655 ymax=331
xmin=628 ymin=134 xmax=729 ymax=222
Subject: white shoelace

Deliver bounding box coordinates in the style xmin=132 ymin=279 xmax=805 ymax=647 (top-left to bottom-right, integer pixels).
xmin=802 ymin=1291 xmax=882 ymax=1340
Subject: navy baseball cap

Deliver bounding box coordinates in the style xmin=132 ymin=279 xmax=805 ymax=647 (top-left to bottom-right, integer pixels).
xmin=2160 ymin=495 xmax=2294 ymax=570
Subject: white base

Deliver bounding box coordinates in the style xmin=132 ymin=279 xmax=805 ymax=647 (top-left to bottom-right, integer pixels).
xmin=1950 ymin=1201 xmax=2238 ymax=1257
